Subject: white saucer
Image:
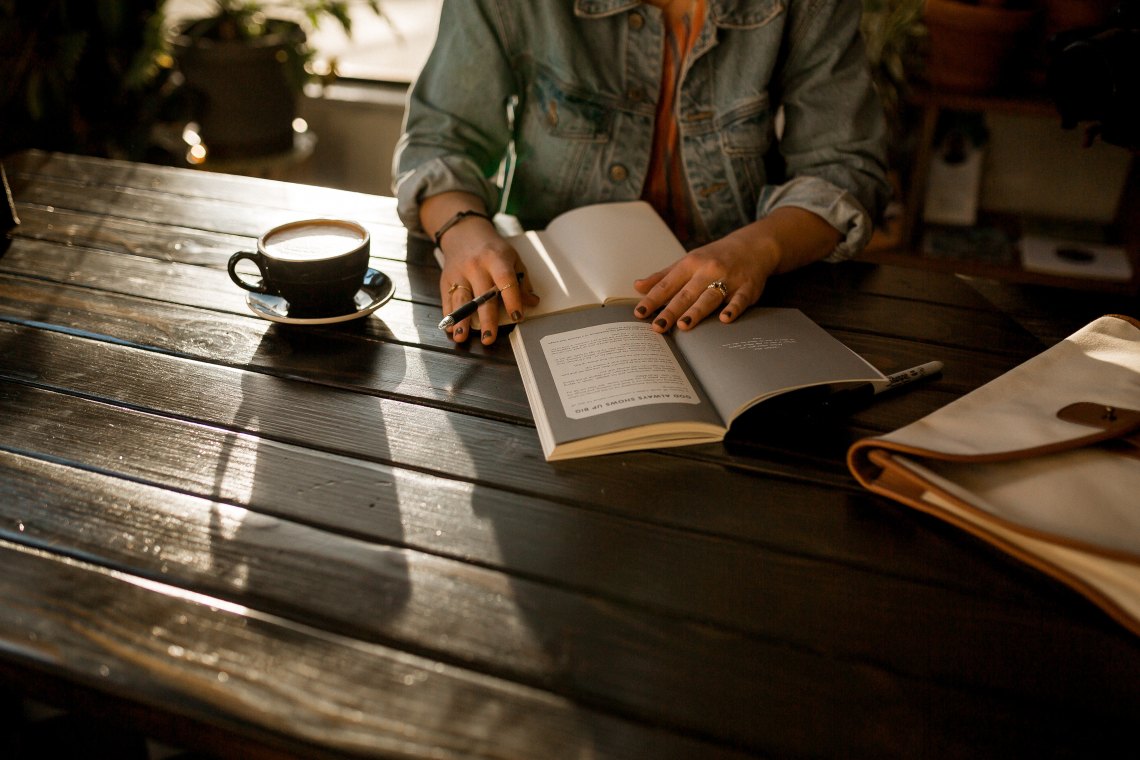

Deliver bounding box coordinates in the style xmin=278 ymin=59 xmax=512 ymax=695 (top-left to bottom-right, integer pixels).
xmin=245 ymin=268 xmax=395 ymax=325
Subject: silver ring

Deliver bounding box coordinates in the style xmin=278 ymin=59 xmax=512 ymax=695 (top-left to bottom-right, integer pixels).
xmin=706 ymin=280 xmax=728 ymax=300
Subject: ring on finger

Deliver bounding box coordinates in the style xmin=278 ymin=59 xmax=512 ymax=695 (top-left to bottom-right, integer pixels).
xmin=448 ymin=283 xmax=472 ymax=296
xmin=706 ymin=279 xmax=728 ymax=300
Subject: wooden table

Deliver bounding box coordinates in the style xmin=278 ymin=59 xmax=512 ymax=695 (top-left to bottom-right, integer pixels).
xmin=2 ymin=150 xmax=1138 ymax=759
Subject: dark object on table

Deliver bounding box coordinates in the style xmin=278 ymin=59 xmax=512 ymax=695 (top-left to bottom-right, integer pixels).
xmin=1 ymin=164 xmax=19 ymax=232
xmin=1048 ymin=1 xmax=1140 ymax=150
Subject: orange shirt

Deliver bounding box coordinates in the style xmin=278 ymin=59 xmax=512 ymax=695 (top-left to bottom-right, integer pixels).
xmin=641 ymin=0 xmax=707 ymax=243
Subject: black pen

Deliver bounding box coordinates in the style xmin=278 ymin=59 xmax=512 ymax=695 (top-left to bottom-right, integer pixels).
xmin=438 ymin=272 xmax=524 ymax=330
xmin=872 ymin=360 xmax=943 ymax=394
xmin=819 ymin=360 xmax=943 ymax=414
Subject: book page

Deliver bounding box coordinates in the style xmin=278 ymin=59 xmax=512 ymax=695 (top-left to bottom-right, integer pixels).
xmin=534 ymin=201 xmax=686 ymax=306
xmin=511 ymin=307 xmax=723 ymax=455
xmin=674 ymin=308 xmax=885 ymax=424
xmin=509 ymin=229 xmax=598 ymax=317
xmin=435 ymin=203 xmax=685 ymax=323
xmin=541 ymin=321 xmax=700 ymax=420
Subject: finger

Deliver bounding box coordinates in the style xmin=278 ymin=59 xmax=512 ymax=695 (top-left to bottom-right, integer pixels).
xmin=454 ymin=269 xmax=494 ymax=344
xmin=677 ymin=286 xmax=731 ymax=330
xmin=634 ymin=267 xmax=692 ymax=320
xmin=475 ymin=270 xmax=523 ymax=345
xmin=475 ymin=249 xmax=521 ymax=319
xmin=477 ymin=290 xmax=503 ymax=345
xmin=452 ymin=319 xmax=471 ymax=342
xmin=496 ymin=271 xmax=526 ymax=324
xmin=459 ymin=268 xmax=497 ymax=345
xmin=633 ymin=265 xmax=670 ymax=295
xmin=439 ymin=277 xmax=472 ymax=342
xmin=650 ymin=280 xmax=715 ymax=333
xmin=720 ymin=282 xmax=762 ymax=323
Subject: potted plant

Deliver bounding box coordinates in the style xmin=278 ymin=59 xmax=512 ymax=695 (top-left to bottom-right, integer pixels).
xmin=861 ymin=0 xmax=927 ymax=153
xmin=170 ymin=0 xmax=383 ymax=160
xmin=924 ymin=0 xmax=1040 ymax=93
xmin=0 ymin=0 xmax=173 ymax=161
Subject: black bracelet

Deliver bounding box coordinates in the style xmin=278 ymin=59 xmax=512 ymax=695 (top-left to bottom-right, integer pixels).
xmin=433 ymin=209 xmax=492 ymax=249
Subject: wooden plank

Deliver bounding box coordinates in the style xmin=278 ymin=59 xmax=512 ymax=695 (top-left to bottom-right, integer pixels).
xmin=0 ymin=537 xmax=754 ymax=760
xmin=4 ymin=449 xmax=1138 ymax=756
xmin=6 ymin=150 xmax=405 ymax=229
xmin=9 ymin=204 xmax=414 ymax=273
xmin=0 ymin=246 xmax=478 ymax=357
xmin=764 ymin=264 xmax=1044 ymax=360
xmin=0 ymin=231 xmax=435 ymax=313
xmin=826 ymin=259 xmax=1000 ymax=311
xmin=0 ymin=273 xmax=528 ymax=420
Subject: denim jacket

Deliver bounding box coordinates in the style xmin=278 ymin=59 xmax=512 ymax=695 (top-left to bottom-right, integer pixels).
xmin=393 ymin=0 xmax=890 ymax=258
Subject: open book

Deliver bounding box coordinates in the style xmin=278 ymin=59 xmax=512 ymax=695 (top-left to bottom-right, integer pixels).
xmin=511 ymin=305 xmax=885 ymax=460
xmin=435 ymin=201 xmax=685 ymax=326
xmin=848 ymin=315 xmax=1140 ymax=637
xmin=487 ymin=202 xmax=884 ymax=460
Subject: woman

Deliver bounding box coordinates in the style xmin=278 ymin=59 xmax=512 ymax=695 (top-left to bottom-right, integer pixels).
xmin=394 ymin=0 xmax=890 ymax=344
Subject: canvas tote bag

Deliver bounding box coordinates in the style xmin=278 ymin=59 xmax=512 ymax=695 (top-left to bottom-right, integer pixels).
xmin=848 ymin=315 xmax=1140 ymax=634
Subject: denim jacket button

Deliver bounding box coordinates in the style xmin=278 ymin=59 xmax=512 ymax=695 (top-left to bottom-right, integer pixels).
xmin=626 ymin=86 xmax=646 ymax=102
xmin=628 ymin=12 xmax=644 ymax=30
xmin=608 ymin=164 xmax=628 ymax=183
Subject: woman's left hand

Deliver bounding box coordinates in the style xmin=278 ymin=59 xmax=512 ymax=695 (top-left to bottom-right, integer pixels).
xmin=632 ymin=207 xmax=842 ymax=332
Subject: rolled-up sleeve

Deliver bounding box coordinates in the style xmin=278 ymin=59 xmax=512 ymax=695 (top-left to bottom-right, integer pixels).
xmin=758 ymin=0 xmax=891 ymax=260
xmin=392 ymin=0 xmax=516 ymax=234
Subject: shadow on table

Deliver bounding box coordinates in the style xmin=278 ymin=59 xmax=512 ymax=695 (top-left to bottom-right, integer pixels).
xmin=203 ymin=322 xmax=412 ymax=640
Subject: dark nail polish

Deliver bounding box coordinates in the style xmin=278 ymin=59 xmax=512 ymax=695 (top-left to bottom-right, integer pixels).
xmin=654 ymin=318 xmax=667 ymax=329
xmin=680 ymin=316 xmax=692 ymax=326
xmin=455 ymin=326 xmax=464 ymax=336
xmin=511 ymin=310 xmax=522 ymax=322
xmin=482 ymin=330 xmax=493 ymax=341
xmin=635 ymin=305 xmax=647 ymax=316
xmin=723 ymin=310 xmax=733 ymax=320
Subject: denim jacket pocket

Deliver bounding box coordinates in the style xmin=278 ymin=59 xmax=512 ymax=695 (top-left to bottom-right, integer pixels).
xmin=517 ymin=67 xmax=615 ymax=210
xmin=528 ymin=68 xmax=614 ymax=141
xmin=716 ymin=95 xmax=774 ymax=202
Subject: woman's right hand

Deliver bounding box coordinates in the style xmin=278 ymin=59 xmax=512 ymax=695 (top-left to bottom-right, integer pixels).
xmin=425 ymin=193 xmax=538 ymax=345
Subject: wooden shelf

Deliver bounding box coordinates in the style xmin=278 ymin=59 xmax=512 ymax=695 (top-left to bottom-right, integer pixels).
xmin=861 ymin=236 xmax=1140 ymax=295
xmin=909 ymin=87 xmax=1061 ymax=119
xmin=872 ymin=87 xmax=1139 ymax=295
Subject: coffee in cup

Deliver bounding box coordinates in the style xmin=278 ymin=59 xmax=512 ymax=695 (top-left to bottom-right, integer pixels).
xmin=228 ymin=219 xmax=370 ymax=314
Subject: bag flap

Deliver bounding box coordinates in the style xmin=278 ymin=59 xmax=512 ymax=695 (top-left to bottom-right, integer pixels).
xmin=850 ymin=314 xmax=1140 ymax=470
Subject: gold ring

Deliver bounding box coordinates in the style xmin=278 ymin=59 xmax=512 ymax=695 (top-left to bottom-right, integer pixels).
xmin=498 ymin=281 xmax=515 ymax=292
xmin=448 ymin=283 xmax=472 ymax=296
xmin=706 ymin=280 xmax=728 ymax=300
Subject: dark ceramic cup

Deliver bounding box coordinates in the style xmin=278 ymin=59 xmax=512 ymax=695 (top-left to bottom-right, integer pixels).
xmin=228 ymin=219 xmax=370 ymax=313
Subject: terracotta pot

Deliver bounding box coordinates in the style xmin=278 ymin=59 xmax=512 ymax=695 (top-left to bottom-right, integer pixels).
xmin=925 ymin=0 xmax=1039 ymax=93
xmin=173 ymin=20 xmax=305 ymax=159
xmin=1043 ymin=0 xmax=1114 ymax=39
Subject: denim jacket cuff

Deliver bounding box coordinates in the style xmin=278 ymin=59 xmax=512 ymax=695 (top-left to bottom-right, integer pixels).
xmin=395 ymin=156 xmax=501 ymax=235
xmin=758 ymin=176 xmax=873 ymax=262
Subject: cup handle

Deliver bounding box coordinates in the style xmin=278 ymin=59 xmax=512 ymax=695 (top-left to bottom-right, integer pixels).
xmin=227 ymin=250 xmax=269 ymax=293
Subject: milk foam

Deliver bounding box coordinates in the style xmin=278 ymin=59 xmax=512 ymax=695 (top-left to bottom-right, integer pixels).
xmin=263 ymin=223 xmax=364 ymax=261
